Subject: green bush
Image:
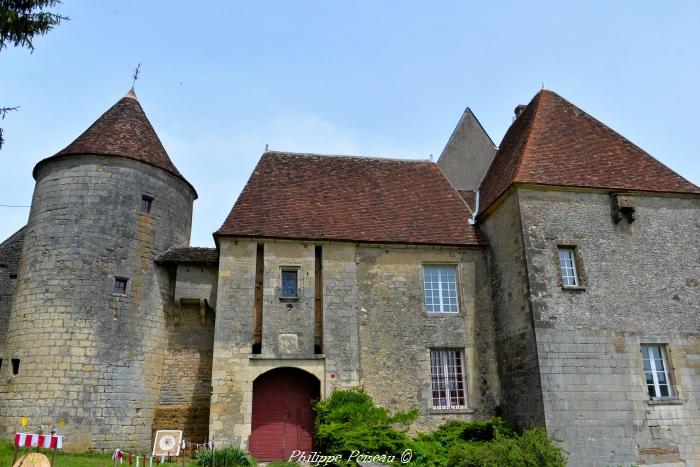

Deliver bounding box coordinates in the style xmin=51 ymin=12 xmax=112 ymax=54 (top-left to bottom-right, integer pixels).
xmin=191 ymin=446 xmax=254 ymax=466
xmin=446 ymin=428 xmax=565 ymax=467
xmin=314 ymin=387 xmax=418 ymax=464
xmin=314 ymin=388 xmax=566 ymax=467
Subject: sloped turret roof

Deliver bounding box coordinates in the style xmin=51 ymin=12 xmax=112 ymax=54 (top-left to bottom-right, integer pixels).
xmin=479 ymin=90 xmax=700 ymax=211
xmin=34 ymin=90 xmax=196 ymax=196
xmin=216 ymin=151 xmax=485 ymax=246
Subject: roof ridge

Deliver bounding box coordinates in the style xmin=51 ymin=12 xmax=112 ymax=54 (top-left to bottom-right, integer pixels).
xmin=512 ymin=90 xmax=546 ymax=182
xmin=0 ymin=225 xmax=26 ymax=247
xmin=263 ymin=151 xmax=432 ymax=163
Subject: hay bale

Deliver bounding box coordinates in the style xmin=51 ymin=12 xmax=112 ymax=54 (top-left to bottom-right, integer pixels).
xmin=13 ymin=453 xmax=51 ymax=467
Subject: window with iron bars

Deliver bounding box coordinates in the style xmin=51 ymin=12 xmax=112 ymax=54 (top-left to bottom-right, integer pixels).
xmin=430 ymin=348 xmax=467 ymax=410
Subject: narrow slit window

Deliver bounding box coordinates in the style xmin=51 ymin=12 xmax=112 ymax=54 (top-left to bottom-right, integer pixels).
xmin=281 ymin=269 xmax=298 ymax=298
xmin=11 ymin=358 xmax=20 ymax=375
xmin=558 ymin=247 xmax=579 ymax=287
xmin=641 ymin=345 xmax=674 ymax=398
xmin=113 ymin=277 xmax=128 ymax=295
xmin=140 ymin=195 xmax=153 ymax=214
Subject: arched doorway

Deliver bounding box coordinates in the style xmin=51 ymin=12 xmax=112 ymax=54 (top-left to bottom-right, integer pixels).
xmin=248 ymin=367 xmax=320 ymax=461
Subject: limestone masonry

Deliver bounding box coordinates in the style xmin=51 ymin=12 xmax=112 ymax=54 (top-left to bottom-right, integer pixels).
xmin=0 ymin=88 xmax=698 ymax=466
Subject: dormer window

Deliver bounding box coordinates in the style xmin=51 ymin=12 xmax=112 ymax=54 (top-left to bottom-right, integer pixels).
xmin=140 ymin=195 xmax=153 ymax=214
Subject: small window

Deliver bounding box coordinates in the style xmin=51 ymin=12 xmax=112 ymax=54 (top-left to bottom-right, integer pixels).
xmin=140 ymin=195 xmax=153 ymax=214
xmin=113 ymin=277 xmax=128 ymax=295
xmin=558 ymin=247 xmax=580 ymax=287
xmin=430 ymin=349 xmax=467 ymax=410
xmin=641 ymin=345 xmax=674 ymax=398
xmin=423 ymin=266 xmax=459 ymax=312
xmin=11 ymin=358 xmax=20 ymax=375
xmin=281 ymin=269 xmax=298 ymax=298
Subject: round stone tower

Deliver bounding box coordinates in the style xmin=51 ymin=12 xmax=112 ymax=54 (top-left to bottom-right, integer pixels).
xmin=0 ymin=90 xmax=197 ymax=451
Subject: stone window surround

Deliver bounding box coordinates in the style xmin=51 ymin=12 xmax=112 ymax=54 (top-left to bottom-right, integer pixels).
xmin=419 ymin=261 xmax=464 ymax=315
xmin=140 ymin=194 xmax=154 ymax=214
xmin=554 ymin=242 xmax=587 ymax=291
xmin=278 ymin=265 xmax=301 ymax=301
xmin=112 ymin=276 xmax=129 ymax=296
xmin=638 ymin=338 xmax=684 ymax=406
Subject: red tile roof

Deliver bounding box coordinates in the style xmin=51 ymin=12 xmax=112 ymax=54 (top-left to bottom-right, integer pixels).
xmin=216 ymin=152 xmax=484 ymax=246
xmin=479 ymin=90 xmax=700 ymax=211
xmin=34 ymin=90 xmax=196 ymax=196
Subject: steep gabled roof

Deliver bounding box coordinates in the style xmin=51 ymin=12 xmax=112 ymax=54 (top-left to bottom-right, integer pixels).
xmin=479 ymin=90 xmax=700 ymax=211
xmin=34 ymin=90 xmax=196 ymax=196
xmin=216 ymin=151 xmax=484 ymax=246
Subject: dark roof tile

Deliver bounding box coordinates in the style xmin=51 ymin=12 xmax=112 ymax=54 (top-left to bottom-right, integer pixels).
xmin=156 ymin=247 xmax=219 ymax=265
xmin=34 ymin=90 xmax=196 ymax=196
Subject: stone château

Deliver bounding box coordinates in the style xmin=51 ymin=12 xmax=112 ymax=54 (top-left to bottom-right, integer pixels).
xmin=0 ymin=88 xmax=698 ymax=466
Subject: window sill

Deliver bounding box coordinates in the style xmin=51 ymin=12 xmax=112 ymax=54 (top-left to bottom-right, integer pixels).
xmin=561 ymin=285 xmax=586 ymax=291
xmin=111 ymin=293 xmax=128 ymax=298
xmin=425 ymin=311 xmax=462 ymax=317
xmin=430 ymin=408 xmax=474 ymax=415
xmin=278 ymin=296 xmax=299 ymax=302
xmin=647 ymin=398 xmax=683 ymax=406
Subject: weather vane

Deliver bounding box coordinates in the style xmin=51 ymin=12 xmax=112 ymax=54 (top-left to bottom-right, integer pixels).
xmin=132 ymin=63 xmax=141 ymax=88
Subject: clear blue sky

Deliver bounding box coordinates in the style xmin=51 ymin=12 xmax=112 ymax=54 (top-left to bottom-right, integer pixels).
xmin=1 ymin=1 xmax=698 ymax=246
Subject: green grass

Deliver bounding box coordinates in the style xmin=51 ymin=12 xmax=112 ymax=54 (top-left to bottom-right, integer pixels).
xmin=0 ymin=440 xmax=189 ymax=466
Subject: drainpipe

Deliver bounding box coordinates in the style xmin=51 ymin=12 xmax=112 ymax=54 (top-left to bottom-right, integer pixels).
xmin=468 ymin=191 xmax=480 ymax=225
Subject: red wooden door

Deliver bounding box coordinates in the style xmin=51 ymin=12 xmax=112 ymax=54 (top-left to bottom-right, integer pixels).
xmin=249 ymin=368 xmax=319 ymax=461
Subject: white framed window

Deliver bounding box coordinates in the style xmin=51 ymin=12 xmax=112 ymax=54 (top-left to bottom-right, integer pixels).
xmin=558 ymin=247 xmax=579 ymax=287
xmin=430 ymin=348 xmax=467 ymax=410
xmin=641 ymin=345 xmax=674 ymax=398
xmin=423 ymin=266 xmax=459 ymax=312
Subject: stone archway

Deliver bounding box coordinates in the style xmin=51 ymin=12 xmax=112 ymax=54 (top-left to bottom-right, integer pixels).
xmin=248 ymin=367 xmax=320 ymax=461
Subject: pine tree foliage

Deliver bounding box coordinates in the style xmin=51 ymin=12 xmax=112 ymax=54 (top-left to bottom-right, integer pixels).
xmin=0 ymin=0 xmax=67 ymax=51
xmin=0 ymin=0 xmax=67 ymax=148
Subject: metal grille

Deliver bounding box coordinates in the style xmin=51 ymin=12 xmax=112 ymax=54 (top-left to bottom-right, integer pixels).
xmin=430 ymin=349 xmax=467 ymax=410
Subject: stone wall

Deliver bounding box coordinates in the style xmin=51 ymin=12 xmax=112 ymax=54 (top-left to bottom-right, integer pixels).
xmin=155 ymin=300 xmax=214 ymax=443
xmin=437 ymin=109 xmax=497 ymax=191
xmin=210 ymin=238 xmax=497 ymax=448
xmin=0 ymin=155 xmax=195 ymax=452
xmin=0 ymin=227 xmax=25 ymax=354
xmin=479 ymin=191 xmax=545 ymax=429
xmin=355 ymin=245 xmax=498 ymax=433
xmin=517 ymin=188 xmax=700 ymax=466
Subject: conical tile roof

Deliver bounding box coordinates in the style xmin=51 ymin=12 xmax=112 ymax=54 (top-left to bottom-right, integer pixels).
xmin=479 ymin=90 xmax=700 ymax=210
xmin=34 ymin=90 xmax=196 ymax=196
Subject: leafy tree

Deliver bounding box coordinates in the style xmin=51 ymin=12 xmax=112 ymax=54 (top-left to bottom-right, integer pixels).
xmin=0 ymin=0 xmax=68 ymax=148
